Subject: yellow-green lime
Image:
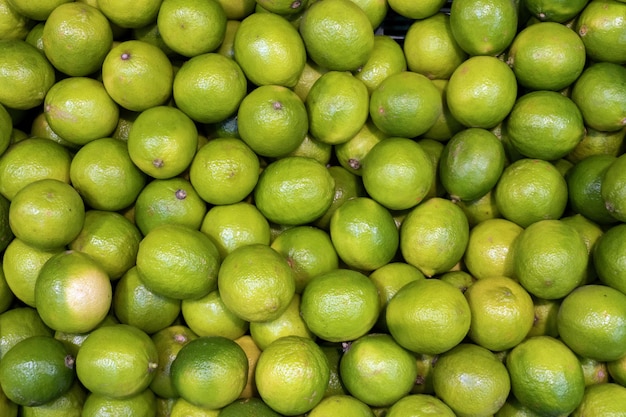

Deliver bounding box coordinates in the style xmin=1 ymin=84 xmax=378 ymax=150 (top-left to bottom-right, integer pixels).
xmin=127 ymin=106 xmax=198 ymax=179
xmin=386 ymin=394 xmax=455 ymax=417
xmin=566 ymin=126 xmax=626 ymax=165
xmin=215 ymin=0 xmax=255 ymax=19
xmin=369 ymin=71 xmax=441 ymax=138
xmin=217 ymin=243 xmax=295 ymax=323
xmin=136 ymin=224 xmax=221 ymax=300
xmin=96 ymin=0 xmax=161 ymax=28
xmin=300 ymin=268 xmax=380 ymax=343
xmin=219 ymin=397 xmax=282 ymax=417
xmin=200 ymin=202 xmax=271 ymax=260
xmin=422 ymin=80 xmax=465 ymax=142
xmin=320 ymin=343 xmax=348 ymax=397
xmin=101 ymin=40 xmax=173 ymax=112
xmin=439 ymin=127 xmax=505 ymax=201
xmin=9 ymin=179 xmax=84 ymax=250
xmin=313 ymin=165 xmax=366 ymax=230
xmin=464 ymin=218 xmax=523 ymax=280
xmin=70 ymin=138 xmax=147 ymax=212
xmin=526 ymin=297 xmax=560 ymax=339
xmin=386 ymin=278 xmax=471 ymax=355
xmin=42 ymin=2 xmax=113 ymax=77
xmin=76 ymin=324 xmax=158 ymax=399
xmin=134 ymin=177 xmax=208 ymax=236
xmin=464 ymin=276 xmax=535 ymax=352
xmin=113 ymin=266 xmax=181 ymax=335
xmin=608 ymin=355 xmax=626 ymax=387
xmin=0 ymin=307 xmax=53 ymax=360
xmin=524 ymin=0 xmax=590 ymax=22
xmin=334 ymin=120 xmax=387 ymax=176
xmin=270 ymin=225 xmax=339 ymax=293
xmin=506 ymin=336 xmax=585 ymax=416
xmin=439 ymin=270 xmax=476 ymax=293
xmin=173 ymin=53 xmax=248 ymax=124
xmin=82 ymin=389 xmax=156 ymax=417
xmin=446 ymin=55 xmax=518 ymax=129
xmin=169 ymin=398 xmax=219 ymax=417
xmin=340 ymin=333 xmax=417 ymax=407
xmin=43 ymin=77 xmax=119 ymax=146
xmin=307 ymin=71 xmax=370 ymax=145
xmin=0 ymin=0 xmax=31 ymax=41
xmin=361 ymin=137 xmax=434 ymax=211
xmin=253 ymin=156 xmax=335 ymax=226
xmin=171 ymin=336 xmax=248 ymax=409
xmin=293 ymin=59 xmax=327 ymax=102
xmin=560 ymin=213 xmax=604 ymax=284
xmin=593 ymin=223 xmax=626 ymax=294
xmin=387 ymin=0 xmax=447 ymax=19
xmin=449 ymin=0 xmax=518 ymax=56
xmin=28 ymin=112 xmax=79 ymax=150
xmin=576 ymin=0 xmax=626 ymax=64
xmin=355 ymin=34 xmax=407 ymax=94
xmin=238 ymin=84 xmax=308 ymax=157
xmin=577 ymin=355 xmax=609 ymax=387
xmin=513 ymin=219 xmax=588 ymax=299
xmin=369 ymin=263 xmax=425 ymax=327
xmin=284 ymin=132 xmax=333 ymax=165
xmin=20 ymin=381 xmax=86 ymax=417
xmin=0 ymin=335 xmax=74 ymax=407
xmin=494 ymin=158 xmax=568 ymax=228
xmin=0 ymin=103 xmax=10 ymax=156
xmin=132 ymin=22 xmax=176 ymax=57
xmin=234 ymin=335 xmax=262 ymax=399
xmin=571 ymin=383 xmax=626 ymax=417
xmin=181 ymin=290 xmax=249 ymax=340
xmin=234 ymin=12 xmax=306 ymax=87
xmin=255 ymin=335 xmax=330 ymax=415
xmin=417 ymin=138 xmax=445 ymax=199
xmin=189 ymin=137 xmax=259 ymax=205
xmin=0 ymin=137 xmax=71 ymax=201
xmin=400 ymin=197 xmax=469 ymax=277
xmin=256 ymin=0 xmax=308 ymax=15
xmin=433 ymin=343 xmax=511 ymax=416
xmin=403 ymin=12 xmax=468 ymax=80
xmin=601 ymin=154 xmax=626 ymax=222
xmin=24 ymin=21 xmax=43 ymax=52
xmin=0 ymin=40 xmax=55 ymax=111
xmin=299 ymin=0 xmax=374 ymax=71
xmin=0 ymin=267 xmax=13 ymax=314
xmin=308 ymin=395 xmax=374 ymax=417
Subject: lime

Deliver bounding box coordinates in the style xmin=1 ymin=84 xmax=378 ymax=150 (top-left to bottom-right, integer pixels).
xmin=181 ymin=290 xmax=248 ymax=340
xmin=572 ymin=383 xmax=626 ymax=417
xmin=576 ymin=0 xmax=626 ymax=64
xmin=82 ymin=389 xmax=156 ymax=417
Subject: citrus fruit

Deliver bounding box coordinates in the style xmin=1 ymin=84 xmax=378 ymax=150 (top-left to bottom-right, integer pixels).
xmin=446 ymin=55 xmax=518 ymax=129
xmin=0 ymin=0 xmax=31 ymax=41
xmin=76 ymin=324 xmax=158 ymax=399
xmin=24 ymin=21 xmax=43 ymax=51
xmin=215 ymin=0 xmax=255 ymax=19
xmin=571 ymin=383 xmax=626 ymax=417
xmin=255 ymin=335 xmax=330 ymax=415
xmin=506 ymin=336 xmax=585 ymax=416
xmin=334 ymin=120 xmax=387 ymax=176
xmin=234 ymin=11 xmax=306 ymax=87
xmin=320 ymin=343 xmax=348 ymax=397
xmin=433 ymin=343 xmax=511 ymax=416
xmin=136 ymin=224 xmax=221 ymax=300
xmin=494 ymin=158 xmax=568 ymax=228
xmin=369 ymin=71 xmax=441 ymax=138
xmin=218 ymin=243 xmax=295 ymax=323
xmin=0 ymin=137 xmax=72 ymax=201
xmin=514 ymin=219 xmax=588 ymax=299
xmin=0 ymin=335 xmax=74 ymax=407
xmin=270 ymin=225 xmax=339 ymax=293
xmin=576 ymin=0 xmax=626 ymax=64
xmin=132 ymin=21 xmax=176 ymax=57
xmin=293 ymin=59 xmax=327 ymax=102
xmin=308 ymin=395 xmax=374 ymax=417
xmin=253 ymin=156 xmax=335 ymax=226
xmin=506 ymin=21 xmax=586 ymax=91
xmin=249 ymin=293 xmax=315 ymax=350
xmin=69 ymin=210 xmax=142 ymax=280
xmin=149 ymin=325 xmax=198 ymax=399
xmin=449 ymin=0 xmax=518 ymax=56
xmin=506 ymin=90 xmax=585 ymax=160
xmin=42 ymin=2 xmax=113 ymax=77
xmin=43 ymin=77 xmax=119 ymax=146
xmin=189 ymin=137 xmax=259 ymax=205
xmin=0 ymin=103 xmax=10 ymax=156
xmin=70 ymin=137 xmax=147 ymax=212
xmin=82 ymin=389 xmax=156 ymax=417
xmin=387 ymin=0 xmax=447 ymax=19
xmin=238 ymin=84 xmax=308 ymax=157
xmin=330 ymin=197 xmax=399 ymax=272
xmin=386 ymin=278 xmax=471 ymax=355
xmin=601 ymin=154 xmax=626 ymax=222
xmin=361 ymin=137 xmax=434 ymax=211
xmin=169 ymin=398 xmax=220 ymax=416
xmin=560 ymin=213 xmax=604 ymax=284
xmin=578 ymin=355 xmax=609 ymax=387
xmin=28 ymin=112 xmax=79 ymax=150
xmin=181 ymin=289 xmax=249 ymax=340
xmin=340 ymin=333 xmax=417 ymax=407
xmin=200 ymin=202 xmax=271 ymax=260
xmin=256 ymin=0 xmax=308 ymax=15
xmin=9 ymin=179 xmax=84 ymax=250
xmin=451 ymin=185 xmax=499 ymax=225
xmin=234 ymin=335 xmax=262 ymax=399
xmin=101 ymin=40 xmax=173 ymax=112
xmin=134 ymin=177 xmax=207 ymax=236
xmin=0 ymin=39 xmax=55 ymax=111
xmin=95 ymin=0 xmax=161 ymax=28
xmin=301 ymin=268 xmax=379 ymax=343
xmin=173 ymin=53 xmax=248 ymax=124
xmin=567 ymin=155 xmax=618 ymax=224
xmin=299 ymin=0 xmax=374 ymax=71
xmin=608 ymin=355 xmax=626 ymax=387
xmin=386 ymin=394 xmax=455 ymax=417
xmin=286 ymin=132 xmax=333 ymax=165
xmin=127 ymin=105 xmax=198 ymax=179
xmin=465 ymin=276 xmax=535 ymax=351
xmin=567 ymin=126 xmax=626 ymax=165
xmin=171 ymin=336 xmax=248 ymax=409
xmin=355 ymin=35 xmax=407 ymax=94
xmin=220 ymin=397 xmax=282 ymax=417
xmin=113 ymin=266 xmax=181 ymax=335
xmin=0 ymin=268 xmax=13 ymax=314
xmin=313 ymin=165 xmax=366 ymax=230
xmin=593 ymin=223 xmax=626 ymax=294
xmin=20 ymin=381 xmax=86 ymax=417
xmin=439 ymin=127 xmax=505 ymax=201
xmin=0 ymin=307 xmax=53 ymax=360
xmin=400 ymin=197 xmax=469 ymax=277
xmin=306 ymin=71 xmax=369 ymax=145
xmin=524 ymin=0 xmax=590 ymax=22
xmin=571 ymin=62 xmax=626 ymax=133
xmin=403 ymin=12 xmax=467 ymax=80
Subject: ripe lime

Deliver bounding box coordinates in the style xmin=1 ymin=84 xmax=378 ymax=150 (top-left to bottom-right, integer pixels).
xmin=576 ymin=0 xmax=626 ymax=64
xmin=313 ymin=165 xmax=366 ymax=230
xmin=171 ymin=336 xmax=248 ymax=409
xmin=181 ymin=290 xmax=248 ymax=340
xmin=572 ymin=383 xmax=626 ymax=417
xmin=0 ymin=307 xmax=53 ymax=360
xmin=388 ymin=0 xmax=447 ymax=19
xmin=566 ymin=126 xmax=626 ymax=165
xmin=220 ymin=397 xmax=282 ymax=417
xmin=234 ymin=335 xmax=262 ymax=399
xmin=0 ymin=0 xmax=31 ymax=41
xmin=524 ymin=0 xmax=590 ymax=22
xmin=355 ymin=35 xmax=407 ymax=94
xmin=334 ymin=120 xmax=387 ymax=176
xmin=386 ymin=394 xmax=455 ymax=417
xmin=96 ymin=0 xmax=161 ymax=28
xmin=422 ymin=80 xmax=464 ymax=142
xmin=20 ymin=381 xmax=86 ymax=417
xmin=308 ymin=395 xmax=374 ymax=417
xmin=82 ymin=389 xmax=156 ymax=417
xmin=593 ymin=223 xmax=626 ymax=294
xmin=601 ymin=154 xmax=626 ymax=222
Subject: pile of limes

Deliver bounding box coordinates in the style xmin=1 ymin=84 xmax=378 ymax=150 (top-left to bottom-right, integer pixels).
xmin=1 ymin=0 xmax=626 ymax=415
